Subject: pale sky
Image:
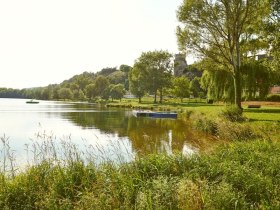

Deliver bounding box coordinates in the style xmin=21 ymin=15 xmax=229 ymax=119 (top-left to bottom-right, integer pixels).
xmin=0 ymin=0 xmax=184 ymax=89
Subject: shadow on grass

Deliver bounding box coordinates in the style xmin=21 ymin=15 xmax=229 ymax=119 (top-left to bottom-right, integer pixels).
xmin=248 ymin=118 xmax=280 ymax=122
xmin=140 ymin=101 xmax=223 ymax=108
xmin=244 ymin=108 xmax=280 ymax=114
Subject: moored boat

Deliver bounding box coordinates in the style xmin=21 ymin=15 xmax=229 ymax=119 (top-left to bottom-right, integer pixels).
xmin=132 ymin=110 xmax=177 ymax=119
xmin=26 ymin=100 xmax=39 ymax=104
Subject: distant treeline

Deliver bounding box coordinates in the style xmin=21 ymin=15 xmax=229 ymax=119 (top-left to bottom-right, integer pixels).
xmin=1 ymin=51 xmax=279 ymax=103
xmin=0 ymin=88 xmax=27 ymax=99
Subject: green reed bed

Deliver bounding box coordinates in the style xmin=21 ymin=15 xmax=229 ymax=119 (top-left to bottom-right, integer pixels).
xmin=0 ymin=134 xmax=280 ymax=209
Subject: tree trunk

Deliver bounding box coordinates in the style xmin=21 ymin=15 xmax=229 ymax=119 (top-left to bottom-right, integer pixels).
xmin=235 ymin=39 xmax=242 ymax=109
xmin=154 ymin=91 xmax=157 ymax=103
xmin=159 ymin=88 xmax=163 ymax=103
xmin=233 ymin=71 xmax=242 ymax=109
xmin=138 ymin=97 xmax=142 ymax=103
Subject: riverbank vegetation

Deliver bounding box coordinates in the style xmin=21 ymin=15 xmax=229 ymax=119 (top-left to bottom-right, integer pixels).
xmin=0 ymin=137 xmax=279 ymax=209
xmin=0 ymin=0 xmax=279 ymax=208
xmin=1 ymin=102 xmax=280 ymax=209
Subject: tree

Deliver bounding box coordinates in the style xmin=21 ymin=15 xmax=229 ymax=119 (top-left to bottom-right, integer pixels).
xmin=177 ymin=0 xmax=269 ymax=108
xmin=190 ymin=77 xmax=202 ymax=98
xmin=119 ymin=64 xmax=132 ymax=90
xmin=119 ymin=64 xmax=132 ymax=73
xmin=73 ymin=90 xmax=86 ymax=101
xmin=264 ymin=0 xmax=280 ymax=77
xmin=85 ymin=83 xmax=97 ymax=100
xmin=107 ymin=70 xmax=126 ymax=85
xmin=110 ymin=84 xmax=125 ymax=101
xmin=130 ymin=50 xmax=173 ymax=103
xmin=128 ymin=63 xmax=146 ymax=103
xmin=172 ymin=76 xmax=190 ymax=102
xmin=58 ymin=88 xmax=73 ymax=100
xmin=41 ymin=87 xmax=52 ymax=100
xmin=94 ymin=76 xmax=110 ymax=98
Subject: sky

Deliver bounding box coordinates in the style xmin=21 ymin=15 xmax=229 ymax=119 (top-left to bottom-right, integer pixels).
xmin=0 ymin=0 xmax=185 ymax=89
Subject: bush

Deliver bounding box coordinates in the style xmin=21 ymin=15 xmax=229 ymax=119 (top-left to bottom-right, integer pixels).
xmin=266 ymin=94 xmax=280 ymax=102
xmin=217 ymin=121 xmax=260 ymax=141
xmin=194 ymin=118 xmax=218 ymax=135
xmin=220 ymin=105 xmax=245 ymax=122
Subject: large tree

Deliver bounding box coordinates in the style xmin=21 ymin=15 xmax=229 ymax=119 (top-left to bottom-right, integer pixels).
xmin=177 ymin=0 xmax=269 ymax=108
xmin=130 ymin=50 xmax=173 ymax=103
xmin=128 ymin=62 xmax=147 ymax=103
xmin=172 ymin=76 xmax=190 ymax=102
xmin=264 ymin=0 xmax=280 ymax=78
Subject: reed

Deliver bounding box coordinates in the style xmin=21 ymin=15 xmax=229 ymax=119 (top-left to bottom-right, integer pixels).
xmin=0 ymin=133 xmax=279 ymax=209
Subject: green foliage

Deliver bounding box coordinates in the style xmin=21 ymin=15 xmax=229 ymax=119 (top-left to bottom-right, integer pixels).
xmin=128 ymin=63 xmax=146 ymax=102
xmin=0 ymin=88 xmax=25 ymax=98
xmin=241 ymin=60 xmax=274 ymax=100
xmin=58 ymin=88 xmax=73 ymax=100
xmin=1 ymin=138 xmax=280 ymax=209
xmin=220 ymin=105 xmax=245 ymax=122
xmin=196 ymin=119 xmax=218 ymax=136
xmin=129 ymin=50 xmax=173 ymax=103
xmin=119 ymin=64 xmax=132 ymax=73
xmin=172 ymin=76 xmax=190 ymax=102
xmin=200 ymin=67 xmax=234 ymax=102
xmin=266 ymin=94 xmax=280 ymax=102
xmin=85 ymin=83 xmax=96 ymax=100
xmin=97 ymin=67 xmax=117 ymax=77
xmin=177 ymin=0 xmax=270 ymax=107
xmin=190 ymin=77 xmax=202 ymax=98
xmin=107 ymin=70 xmax=126 ymax=85
xmin=110 ymin=84 xmax=125 ymax=101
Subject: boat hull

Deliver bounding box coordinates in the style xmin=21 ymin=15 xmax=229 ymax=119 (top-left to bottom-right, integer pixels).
xmin=132 ymin=110 xmax=177 ymax=119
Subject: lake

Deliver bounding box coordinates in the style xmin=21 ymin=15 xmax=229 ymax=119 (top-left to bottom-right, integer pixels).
xmin=0 ymin=98 xmax=214 ymax=165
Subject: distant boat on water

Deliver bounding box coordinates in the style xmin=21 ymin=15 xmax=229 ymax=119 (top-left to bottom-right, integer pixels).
xmin=26 ymin=99 xmax=39 ymax=104
xmin=132 ymin=110 xmax=177 ymax=119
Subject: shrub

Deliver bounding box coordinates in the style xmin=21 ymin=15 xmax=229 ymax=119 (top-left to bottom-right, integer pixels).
xmin=217 ymin=121 xmax=260 ymax=141
xmin=220 ymin=105 xmax=245 ymax=122
xmin=195 ymin=118 xmax=218 ymax=135
xmin=266 ymin=94 xmax=280 ymax=102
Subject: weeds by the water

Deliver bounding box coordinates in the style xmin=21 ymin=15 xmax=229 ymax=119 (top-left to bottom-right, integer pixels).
xmin=0 ymin=103 xmax=279 ymax=209
xmin=0 ymin=137 xmax=279 ymax=209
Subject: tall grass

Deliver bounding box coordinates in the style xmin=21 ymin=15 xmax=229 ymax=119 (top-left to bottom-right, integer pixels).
xmin=0 ymin=133 xmax=279 ymax=209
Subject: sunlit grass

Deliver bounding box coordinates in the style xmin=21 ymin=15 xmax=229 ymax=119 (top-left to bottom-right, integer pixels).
xmin=0 ymin=135 xmax=279 ymax=209
xmin=1 ymin=98 xmax=280 ymax=208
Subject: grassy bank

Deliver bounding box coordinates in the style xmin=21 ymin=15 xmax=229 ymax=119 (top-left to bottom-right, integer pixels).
xmin=1 ymin=99 xmax=280 ymax=209
xmin=0 ymin=140 xmax=279 ymax=209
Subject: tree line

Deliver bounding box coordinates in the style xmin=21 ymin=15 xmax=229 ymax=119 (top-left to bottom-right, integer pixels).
xmin=1 ymin=0 xmax=279 ymax=104
xmin=0 ymin=49 xmax=279 ymax=103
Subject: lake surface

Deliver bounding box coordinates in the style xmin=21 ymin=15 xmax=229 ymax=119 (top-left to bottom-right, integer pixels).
xmin=0 ymin=98 xmax=214 ymax=165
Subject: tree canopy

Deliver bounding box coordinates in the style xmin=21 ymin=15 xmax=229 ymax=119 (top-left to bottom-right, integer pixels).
xmin=177 ymin=0 xmax=270 ymax=108
xmin=129 ymin=50 xmax=173 ymax=103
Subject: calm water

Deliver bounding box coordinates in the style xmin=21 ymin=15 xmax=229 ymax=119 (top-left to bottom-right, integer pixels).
xmin=0 ymin=98 xmax=214 ymax=164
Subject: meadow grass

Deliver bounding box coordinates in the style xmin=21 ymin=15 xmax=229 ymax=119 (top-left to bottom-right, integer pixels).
xmin=0 ymin=137 xmax=279 ymax=209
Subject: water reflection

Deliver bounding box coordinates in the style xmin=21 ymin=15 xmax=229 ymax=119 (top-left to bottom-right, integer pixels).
xmin=61 ymin=106 xmax=214 ymax=156
xmin=1 ymin=99 xmax=218 ymax=164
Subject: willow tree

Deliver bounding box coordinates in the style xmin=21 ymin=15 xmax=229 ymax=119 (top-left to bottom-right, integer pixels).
xmin=177 ymin=0 xmax=269 ymax=108
xmin=265 ymin=0 xmax=280 ymax=78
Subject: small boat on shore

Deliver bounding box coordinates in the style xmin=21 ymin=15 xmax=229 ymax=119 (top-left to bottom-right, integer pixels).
xmin=132 ymin=110 xmax=177 ymax=119
xmin=26 ymin=99 xmax=39 ymax=104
